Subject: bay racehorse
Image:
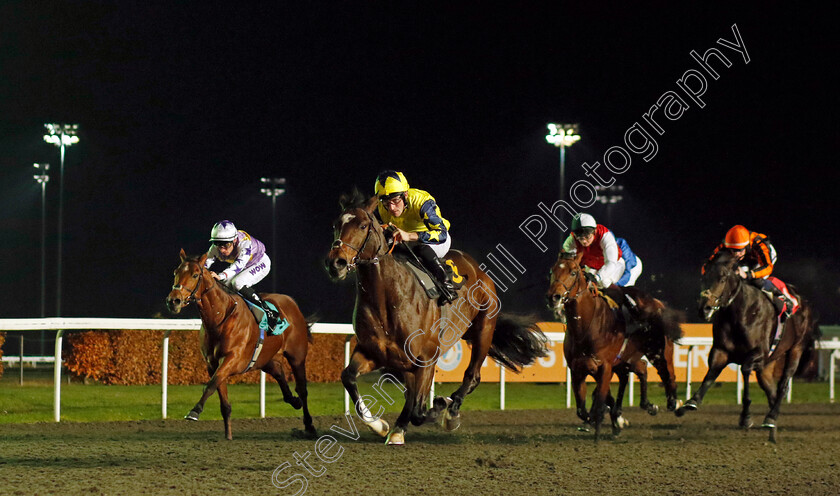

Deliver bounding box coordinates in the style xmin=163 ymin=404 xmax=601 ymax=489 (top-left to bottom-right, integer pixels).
xmin=546 ymin=251 xmax=684 ymax=441
xmin=165 ymin=249 xmax=316 ymax=440
xmin=676 ymin=250 xmax=819 ymax=442
xmin=325 ymin=191 xmax=548 ymax=445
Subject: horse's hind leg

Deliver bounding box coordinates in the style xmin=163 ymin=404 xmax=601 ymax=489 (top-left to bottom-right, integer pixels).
xmin=763 ymin=346 xmax=804 ymax=442
xmin=611 ymin=365 xmax=629 ymax=435
xmin=651 ymin=340 xmax=680 ymax=411
xmin=217 ymin=382 xmax=233 ymax=440
xmin=263 ymin=359 xmax=301 ymax=409
xmin=285 ymin=350 xmax=316 ymax=436
xmin=447 ymin=314 xmax=494 ymax=421
xmin=631 ymin=359 xmax=658 ymax=416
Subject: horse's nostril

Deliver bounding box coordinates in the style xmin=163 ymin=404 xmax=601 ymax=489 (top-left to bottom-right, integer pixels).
xmin=333 ymin=258 xmax=347 ymax=269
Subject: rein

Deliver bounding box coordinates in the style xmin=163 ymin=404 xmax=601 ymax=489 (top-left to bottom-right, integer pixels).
xmin=702 ymin=263 xmax=743 ymax=313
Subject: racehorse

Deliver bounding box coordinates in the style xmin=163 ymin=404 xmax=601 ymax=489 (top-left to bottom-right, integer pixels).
xmin=165 ymin=249 xmax=316 ymax=440
xmin=676 ymin=250 xmax=819 ymax=443
xmin=325 ymin=191 xmax=548 ymax=445
xmin=546 ymin=251 xmax=684 ymax=441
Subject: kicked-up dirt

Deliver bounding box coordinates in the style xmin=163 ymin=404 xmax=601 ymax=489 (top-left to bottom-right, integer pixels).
xmin=2 ymin=404 xmax=840 ymax=495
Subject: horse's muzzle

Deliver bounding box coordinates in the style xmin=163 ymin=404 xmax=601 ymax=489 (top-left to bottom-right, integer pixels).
xmin=166 ymin=294 xmax=184 ymax=314
xmin=325 ymin=254 xmax=349 ymax=280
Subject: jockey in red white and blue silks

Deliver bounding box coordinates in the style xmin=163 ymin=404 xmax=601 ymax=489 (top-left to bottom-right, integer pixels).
xmin=561 ymin=213 xmax=642 ymax=288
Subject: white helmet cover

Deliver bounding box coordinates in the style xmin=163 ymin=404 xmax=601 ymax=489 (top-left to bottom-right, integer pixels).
xmin=209 ymin=220 xmax=238 ymax=242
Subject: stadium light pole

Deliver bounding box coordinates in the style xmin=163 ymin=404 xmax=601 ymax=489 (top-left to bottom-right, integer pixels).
xmin=43 ymin=124 xmax=79 ymax=317
xmin=260 ymin=177 xmax=286 ymax=293
xmin=594 ymin=184 xmax=624 ymax=226
xmin=34 ymin=163 xmax=50 ymax=355
xmin=546 ymin=123 xmax=580 ymax=248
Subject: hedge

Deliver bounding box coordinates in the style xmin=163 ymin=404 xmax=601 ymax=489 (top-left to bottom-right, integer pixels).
xmin=0 ymin=331 xmax=5 ymax=378
xmin=65 ymin=329 xmax=348 ymax=385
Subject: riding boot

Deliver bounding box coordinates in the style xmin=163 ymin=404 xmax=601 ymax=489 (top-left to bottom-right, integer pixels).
xmin=428 ymin=257 xmax=458 ymax=304
xmin=240 ymin=287 xmax=278 ymax=330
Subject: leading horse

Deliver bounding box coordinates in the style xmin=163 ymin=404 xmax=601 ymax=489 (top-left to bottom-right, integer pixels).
xmin=325 ymin=192 xmax=548 ymax=445
xmin=166 ymin=249 xmax=316 ymax=440
xmin=546 ymin=251 xmax=684 ymax=441
xmin=676 ymin=250 xmax=819 ymax=443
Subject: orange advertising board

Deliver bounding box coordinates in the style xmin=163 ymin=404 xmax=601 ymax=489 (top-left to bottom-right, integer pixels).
xmin=434 ymin=322 xmax=745 ymax=383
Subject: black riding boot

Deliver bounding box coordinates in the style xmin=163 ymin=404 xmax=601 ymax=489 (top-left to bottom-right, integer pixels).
xmin=240 ymin=287 xmax=278 ymax=329
xmin=428 ymin=257 xmax=458 ymax=304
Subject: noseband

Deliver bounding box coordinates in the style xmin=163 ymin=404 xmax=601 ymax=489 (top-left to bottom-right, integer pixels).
xmin=701 ymin=264 xmax=742 ymax=313
xmin=172 ymin=262 xmax=216 ymax=305
xmin=332 ymin=211 xmax=386 ymax=269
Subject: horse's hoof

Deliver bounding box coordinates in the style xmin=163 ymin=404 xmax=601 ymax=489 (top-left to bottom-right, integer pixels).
xmin=366 ymin=418 xmax=390 ymax=438
xmin=577 ymin=423 xmax=591 ymax=432
xmin=614 ymin=415 xmax=629 ymax=430
xmin=647 ymin=404 xmax=660 ymax=416
xmin=668 ymin=399 xmax=683 ymax=412
xmin=185 ymin=411 xmax=200 ymax=421
xmin=304 ymin=425 xmax=318 ymax=438
xmin=443 ymin=410 xmax=461 ymax=432
xmin=761 ymin=420 xmax=776 ymax=429
xmin=740 ymin=416 xmax=753 ymax=430
xmin=767 ymin=426 xmax=778 ymax=444
xmin=287 ymin=396 xmax=303 ymax=410
xmin=385 ymin=429 xmax=405 ymax=446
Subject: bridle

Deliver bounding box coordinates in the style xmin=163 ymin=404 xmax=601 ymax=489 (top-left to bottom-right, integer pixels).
xmin=552 ymin=260 xmax=587 ymax=306
xmin=701 ymin=262 xmax=742 ymax=314
xmin=331 ymin=210 xmax=388 ymax=270
xmin=172 ymin=261 xmax=216 ymax=305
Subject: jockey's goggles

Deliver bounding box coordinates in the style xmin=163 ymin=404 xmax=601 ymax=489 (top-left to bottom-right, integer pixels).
xmin=212 ymin=240 xmax=234 ymax=247
xmin=573 ymin=228 xmax=595 ymax=238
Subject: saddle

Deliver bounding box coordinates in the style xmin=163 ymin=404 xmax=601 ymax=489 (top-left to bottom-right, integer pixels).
xmin=243 ymin=299 xmax=289 ymax=336
xmin=393 ymin=249 xmax=466 ymax=300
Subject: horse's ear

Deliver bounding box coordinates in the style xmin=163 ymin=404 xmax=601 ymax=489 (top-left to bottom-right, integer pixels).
xmin=574 ymin=250 xmax=584 ymax=263
xmin=364 ymin=195 xmax=379 ymax=213
xmin=199 ymin=253 xmax=208 ymax=266
xmin=559 ymin=251 xmax=575 ymax=260
xmin=179 ymin=248 xmax=186 ymax=262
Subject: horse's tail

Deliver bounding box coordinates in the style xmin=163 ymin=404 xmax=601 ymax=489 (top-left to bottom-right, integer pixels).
xmin=304 ymin=313 xmax=319 ymax=343
xmin=488 ymin=313 xmax=550 ymax=372
xmin=795 ymin=304 xmax=820 ymax=378
xmin=649 ymin=301 xmax=685 ymax=344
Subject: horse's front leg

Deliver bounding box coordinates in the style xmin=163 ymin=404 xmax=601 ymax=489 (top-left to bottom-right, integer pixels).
xmin=676 ymin=346 xmax=729 ymax=416
xmin=186 ymin=356 xmax=238 ymax=424
xmin=217 ymin=382 xmax=233 ymax=440
xmin=590 ymin=363 xmax=614 ymax=442
xmin=340 ymin=348 xmax=389 ymax=439
xmin=611 ymin=364 xmax=629 ymax=435
xmin=571 ymin=367 xmax=590 ymax=430
xmin=739 ymin=363 xmax=754 ymax=429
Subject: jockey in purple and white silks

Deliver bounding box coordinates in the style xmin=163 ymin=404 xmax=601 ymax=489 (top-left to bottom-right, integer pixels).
xmin=205 ymin=220 xmax=277 ymax=327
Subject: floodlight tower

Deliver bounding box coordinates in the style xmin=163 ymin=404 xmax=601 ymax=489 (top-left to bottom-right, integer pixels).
xmin=260 ymin=177 xmax=286 ymax=292
xmin=545 ymin=123 xmax=580 ymax=248
xmin=43 ymin=124 xmax=79 ymax=317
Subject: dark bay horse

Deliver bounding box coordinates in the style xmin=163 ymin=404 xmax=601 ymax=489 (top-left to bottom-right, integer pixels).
xmin=675 ymin=250 xmax=818 ymax=442
xmin=325 ymin=192 xmax=548 ymax=445
xmin=165 ymin=249 xmax=315 ymax=440
xmin=546 ymin=251 xmax=683 ymax=441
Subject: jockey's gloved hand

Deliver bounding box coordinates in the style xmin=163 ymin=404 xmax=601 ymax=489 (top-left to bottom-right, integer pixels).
xmin=584 ymin=272 xmax=600 ymax=285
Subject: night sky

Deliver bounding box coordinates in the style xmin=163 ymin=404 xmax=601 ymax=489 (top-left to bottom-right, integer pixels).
xmin=1 ymin=4 xmax=837 ymax=325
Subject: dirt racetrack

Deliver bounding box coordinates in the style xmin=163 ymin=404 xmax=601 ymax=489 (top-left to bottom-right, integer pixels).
xmin=3 ymin=404 xmax=840 ymax=495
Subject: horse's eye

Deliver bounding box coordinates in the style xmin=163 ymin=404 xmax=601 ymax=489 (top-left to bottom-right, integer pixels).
xmin=192 ymin=273 xmax=199 ymax=279
xmin=571 ymin=271 xmax=577 ymax=277
xmin=360 ymin=224 xmax=368 ymax=230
